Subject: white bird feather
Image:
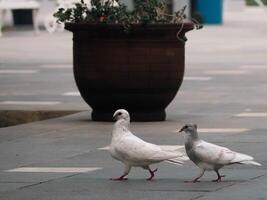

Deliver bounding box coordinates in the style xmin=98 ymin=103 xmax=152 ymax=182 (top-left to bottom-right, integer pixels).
xmin=109 ymin=109 xmax=187 ymax=181
xmin=179 ymin=124 xmax=261 ymax=182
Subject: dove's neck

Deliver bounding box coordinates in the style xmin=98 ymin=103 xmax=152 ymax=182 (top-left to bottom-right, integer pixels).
xmin=112 ymin=119 xmax=131 ymax=139
xmin=184 ymin=131 xmax=199 ymax=150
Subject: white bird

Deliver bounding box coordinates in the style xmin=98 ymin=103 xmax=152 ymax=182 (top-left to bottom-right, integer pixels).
xmin=109 ymin=109 xmax=187 ymax=181
xmin=179 ymin=124 xmax=261 ymax=182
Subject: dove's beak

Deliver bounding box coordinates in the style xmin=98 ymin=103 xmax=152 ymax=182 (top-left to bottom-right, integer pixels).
xmin=178 ymin=127 xmax=185 ymax=133
xmin=113 ymin=112 xmax=118 ymax=121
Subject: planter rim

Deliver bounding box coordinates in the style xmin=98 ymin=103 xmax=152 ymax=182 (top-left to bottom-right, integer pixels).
xmin=65 ymin=22 xmax=195 ymax=32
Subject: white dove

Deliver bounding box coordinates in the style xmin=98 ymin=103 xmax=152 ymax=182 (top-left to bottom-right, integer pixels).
xmin=109 ymin=109 xmax=187 ymax=181
xmin=179 ymin=124 xmax=261 ymax=182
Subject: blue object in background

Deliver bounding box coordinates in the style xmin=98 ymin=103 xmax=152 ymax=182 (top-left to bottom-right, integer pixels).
xmin=195 ymin=0 xmax=223 ymax=24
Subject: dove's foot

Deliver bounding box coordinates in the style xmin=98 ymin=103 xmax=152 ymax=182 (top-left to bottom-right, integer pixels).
xmin=212 ymin=175 xmax=225 ymax=182
xmin=185 ymin=169 xmax=205 ymax=183
xmin=213 ymin=170 xmax=226 ymax=182
xmin=146 ymin=168 xmax=158 ymax=181
xmin=184 ymin=179 xmax=201 ymax=183
xmin=110 ymin=175 xmax=128 ymax=181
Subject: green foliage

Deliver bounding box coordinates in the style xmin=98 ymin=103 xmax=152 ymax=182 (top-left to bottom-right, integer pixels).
xmin=133 ymin=0 xmax=163 ymax=24
xmin=53 ymin=0 xmax=202 ymax=31
xmin=246 ymin=0 xmax=267 ymax=5
xmin=54 ymin=0 xmax=130 ymax=25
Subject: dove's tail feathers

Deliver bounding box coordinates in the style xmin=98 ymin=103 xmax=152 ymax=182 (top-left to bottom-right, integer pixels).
xmin=160 ymin=145 xmax=186 ymax=159
xmin=165 ymin=159 xmax=183 ymax=166
xmin=175 ymin=155 xmax=189 ymax=161
xmin=231 ymin=152 xmax=253 ymax=163
xmin=231 ymin=152 xmax=262 ymax=166
xmin=165 ymin=156 xmax=189 ymax=166
xmin=159 ymin=145 xmax=186 ymax=156
xmin=159 ymin=145 xmax=185 ymax=152
xmin=239 ymin=160 xmax=262 ymax=166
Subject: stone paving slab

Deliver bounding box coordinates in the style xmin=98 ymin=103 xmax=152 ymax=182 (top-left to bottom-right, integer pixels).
xmin=198 ymin=174 xmax=267 ymax=200
xmin=0 ymin=111 xmax=266 ymax=199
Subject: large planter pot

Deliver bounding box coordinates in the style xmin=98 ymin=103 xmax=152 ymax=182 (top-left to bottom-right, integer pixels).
xmin=65 ymin=23 xmax=194 ymax=121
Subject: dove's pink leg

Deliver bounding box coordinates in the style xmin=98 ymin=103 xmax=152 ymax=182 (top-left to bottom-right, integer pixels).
xmin=110 ymin=175 xmax=128 ymax=181
xmin=212 ymin=170 xmax=225 ymax=182
xmin=110 ymin=165 xmax=130 ymax=181
xmin=185 ymin=169 xmax=205 ymax=183
xmin=146 ymin=167 xmax=158 ymax=181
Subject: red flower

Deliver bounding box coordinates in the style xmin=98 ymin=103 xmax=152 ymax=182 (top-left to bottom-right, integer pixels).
xmin=99 ymin=16 xmax=105 ymax=22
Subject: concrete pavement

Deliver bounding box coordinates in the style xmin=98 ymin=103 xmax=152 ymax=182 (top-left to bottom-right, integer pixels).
xmin=1 ymin=7 xmax=267 ymax=200
xmin=0 ymin=112 xmax=266 ymax=200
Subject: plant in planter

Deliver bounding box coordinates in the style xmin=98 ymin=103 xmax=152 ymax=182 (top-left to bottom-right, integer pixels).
xmin=54 ymin=0 xmax=202 ymax=121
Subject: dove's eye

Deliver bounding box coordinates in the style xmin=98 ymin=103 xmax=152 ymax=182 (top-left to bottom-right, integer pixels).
xmin=118 ymin=112 xmax=122 ymax=115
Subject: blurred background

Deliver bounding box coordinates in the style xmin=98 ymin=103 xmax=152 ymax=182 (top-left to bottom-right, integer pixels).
xmin=1 ymin=0 xmax=267 ymax=30
xmin=0 ymin=0 xmax=267 ymax=127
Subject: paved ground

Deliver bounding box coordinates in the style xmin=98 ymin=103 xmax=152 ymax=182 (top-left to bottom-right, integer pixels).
xmin=0 ymin=7 xmax=267 ymax=200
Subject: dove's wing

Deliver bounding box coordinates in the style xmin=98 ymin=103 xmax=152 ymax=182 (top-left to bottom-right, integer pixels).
xmin=191 ymin=140 xmax=261 ymax=166
xmin=190 ymin=140 xmax=236 ymax=165
xmin=114 ymin=134 xmax=180 ymax=165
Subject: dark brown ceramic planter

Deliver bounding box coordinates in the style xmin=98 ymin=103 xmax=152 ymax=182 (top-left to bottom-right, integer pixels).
xmin=65 ymin=23 xmax=194 ymax=121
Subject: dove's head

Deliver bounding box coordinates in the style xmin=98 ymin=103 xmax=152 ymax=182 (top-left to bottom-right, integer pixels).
xmin=113 ymin=109 xmax=130 ymax=121
xmin=178 ymin=124 xmax=199 ymax=139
